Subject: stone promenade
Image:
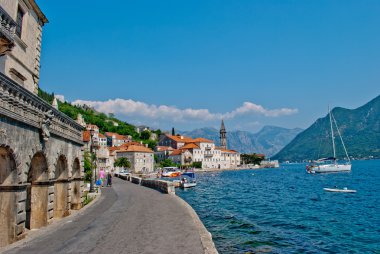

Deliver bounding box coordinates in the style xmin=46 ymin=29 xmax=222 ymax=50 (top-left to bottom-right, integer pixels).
xmin=3 ymin=178 xmax=211 ymax=254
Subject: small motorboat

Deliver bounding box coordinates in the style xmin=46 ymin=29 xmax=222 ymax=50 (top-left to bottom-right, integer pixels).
xmin=161 ymin=167 xmax=181 ymax=177
xmin=180 ymin=172 xmax=197 ymax=188
xmin=323 ymin=187 xmax=356 ymax=193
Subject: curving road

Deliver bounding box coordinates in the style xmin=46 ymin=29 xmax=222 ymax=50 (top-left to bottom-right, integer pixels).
xmin=5 ymin=178 xmax=204 ymax=254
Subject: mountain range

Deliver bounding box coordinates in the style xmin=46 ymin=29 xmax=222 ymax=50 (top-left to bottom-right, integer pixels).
xmin=273 ymin=95 xmax=380 ymax=162
xmin=180 ymin=126 xmax=303 ymax=157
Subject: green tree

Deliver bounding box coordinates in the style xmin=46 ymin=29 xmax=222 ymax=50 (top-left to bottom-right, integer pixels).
xmin=83 ymin=151 xmax=96 ymax=182
xmin=114 ymin=157 xmax=131 ymax=169
xmin=140 ymin=130 xmax=151 ymax=140
xmin=160 ymin=159 xmax=177 ymax=168
xmin=191 ymin=161 xmax=202 ymax=169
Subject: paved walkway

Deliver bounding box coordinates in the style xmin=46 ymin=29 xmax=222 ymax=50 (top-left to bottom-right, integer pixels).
xmin=4 ymin=178 xmax=205 ymax=254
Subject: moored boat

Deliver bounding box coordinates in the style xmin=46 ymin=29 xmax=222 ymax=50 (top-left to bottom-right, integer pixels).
xmin=306 ymin=106 xmax=352 ymax=174
xmin=180 ymin=172 xmax=197 ymax=188
xmin=323 ymin=187 xmax=356 ymax=193
xmin=161 ymin=167 xmax=181 ymax=177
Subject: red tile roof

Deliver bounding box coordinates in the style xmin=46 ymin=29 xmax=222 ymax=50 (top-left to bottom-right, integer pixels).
xmin=156 ymin=146 xmax=174 ymax=151
xmin=167 ymin=135 xmax=196 ymax=143
xmin=193 ymin=138 xmax=214 ymax=143
xmin=98 ymin=133 xmax=106 ymax=139
xmin=116 ymin=145 xmax=153 ymax=153
xmin=169 ymin=149 xmax=183 ymax=156
xmin=83 ymin=130 xmax=90 ymax=142
xmin=181 ymin=143 xmax=200 ymax=150
xmin=105 ymin=132 xmax=127 ymax=140
xmin=220 ymin=149 xmax=238 ymax=154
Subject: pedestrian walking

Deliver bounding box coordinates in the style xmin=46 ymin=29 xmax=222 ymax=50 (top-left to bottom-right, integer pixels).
xmin=99 ymin=169 xmax=105 ymax=187
xmin=106 ymin=172 xmax=112 ymax=187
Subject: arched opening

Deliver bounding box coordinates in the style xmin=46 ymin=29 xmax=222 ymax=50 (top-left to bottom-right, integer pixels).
xmin=26 ymin=152 xmax=49 ymax=230
xmin=71 ymin=158 xmax=81 ymax=210
xmin=54 ymin=155 xmax=70 ymax=218
xmin=0 ymin=146 xmax=18 ymax=247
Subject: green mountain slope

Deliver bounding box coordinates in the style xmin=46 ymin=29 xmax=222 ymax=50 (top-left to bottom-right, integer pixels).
xmin=273 ymin=95 xmax=380 ymax=161
xmin=37 ymin=88 xmax=160 ymax=148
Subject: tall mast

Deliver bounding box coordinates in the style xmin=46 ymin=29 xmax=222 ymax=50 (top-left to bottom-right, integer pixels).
xmin=331 ymin=113 xmax=351 ymax=163
xmin=329 ymin=106 xmax=336 ymax=159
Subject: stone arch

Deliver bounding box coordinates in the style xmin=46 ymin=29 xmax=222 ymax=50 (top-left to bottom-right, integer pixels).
xmin=26 ymin=152 xmax=49 ymax=230
xmin=54 ymin=155 xmax=70 ymax=218
xmin=0 ymin=146 xmax=18 ymax=247
xmin=71 ymin=158 xmax=82 ymax=210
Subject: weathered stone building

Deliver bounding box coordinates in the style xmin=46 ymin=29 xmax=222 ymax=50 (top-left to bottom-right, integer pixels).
xmin=0 ymin=1 xmax=84 ymax=248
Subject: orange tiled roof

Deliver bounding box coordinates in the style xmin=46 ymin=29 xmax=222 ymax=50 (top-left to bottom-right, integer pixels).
xmin=116 ymin=145 xmax=153 ymax=153
xmin=220 ymin=149 xmax=238 ymax=154
xmin=156 ymin=146 xmax=174 ymax=151
xmin=180 ymin=143 xmax=200 ymax=150
xmin=105 ymin=132 xmax=127 ymax=140
xmin=169 ymin=149 xmax=183 ymax=156
xmin=167 ymin=135 xmax=196 ymax=143
xmin=193 ymin=137 xmax=214 ymax=143
xmin=83 ymin=130 xmax=90 ymax=142
xmin=98 ymin=133 xmax=106 ymax=139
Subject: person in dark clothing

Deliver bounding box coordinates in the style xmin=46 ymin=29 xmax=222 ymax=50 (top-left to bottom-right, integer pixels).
xmin=106 ymin=172 xmax=112 ymax=187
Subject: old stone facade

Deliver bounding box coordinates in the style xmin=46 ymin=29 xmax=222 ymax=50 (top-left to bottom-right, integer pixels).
xmin=0 ymin=1 xmax=84 ymax=248
xmin=0 ymin=0 xmax=48 ymax=94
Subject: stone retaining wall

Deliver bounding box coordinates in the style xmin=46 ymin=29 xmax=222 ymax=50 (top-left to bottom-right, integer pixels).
xmin=116 ymin=174 xmax=175 ymax=195
xmin=140 ymin=179 xmax=175 ymax=195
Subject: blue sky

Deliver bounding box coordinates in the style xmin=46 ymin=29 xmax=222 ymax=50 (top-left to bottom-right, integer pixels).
xmin=36 ymin=0 xmax=380 ymax=132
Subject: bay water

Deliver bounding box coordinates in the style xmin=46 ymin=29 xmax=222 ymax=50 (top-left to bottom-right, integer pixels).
xmin=177 ymin=160 xmax=380 ymax=253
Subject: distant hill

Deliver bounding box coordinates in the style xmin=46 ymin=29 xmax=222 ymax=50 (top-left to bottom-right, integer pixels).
xmin=180 ymin=126 xmax=303 ymax=157
xmin=273 ymin=95 xmax=380 ymax=161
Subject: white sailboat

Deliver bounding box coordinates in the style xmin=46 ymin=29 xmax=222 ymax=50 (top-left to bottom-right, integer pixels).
xmin=306 ymin=107 xmax=351 ymax=173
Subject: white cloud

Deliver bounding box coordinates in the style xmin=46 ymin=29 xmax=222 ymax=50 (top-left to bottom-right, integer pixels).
xmin=72 ymin=98 xmax=298 ymax=124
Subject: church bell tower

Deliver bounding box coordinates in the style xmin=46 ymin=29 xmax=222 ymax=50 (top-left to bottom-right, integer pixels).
xmin=220 ymin=120 xmax=227 ymax=149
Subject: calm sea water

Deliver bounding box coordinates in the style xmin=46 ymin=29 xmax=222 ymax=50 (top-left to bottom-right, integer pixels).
xmin=177 ymin=160 xmax=380 ymax=254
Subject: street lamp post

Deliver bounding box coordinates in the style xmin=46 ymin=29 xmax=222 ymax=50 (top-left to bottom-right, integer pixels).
xmin=89 ymin=129 xmax=95 ymax=193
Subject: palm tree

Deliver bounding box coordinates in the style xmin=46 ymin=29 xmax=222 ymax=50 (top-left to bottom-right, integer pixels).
xmin=114 ymin=157 xmax=131 ymax=170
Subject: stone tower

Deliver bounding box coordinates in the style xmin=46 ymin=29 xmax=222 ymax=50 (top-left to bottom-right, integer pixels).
xmin=220 ymin=120 xmax=227 ymax=149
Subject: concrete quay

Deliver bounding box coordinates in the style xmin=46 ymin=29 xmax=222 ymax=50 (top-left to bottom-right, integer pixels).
xmin=2 ymin=178 xmax=218 ymax=254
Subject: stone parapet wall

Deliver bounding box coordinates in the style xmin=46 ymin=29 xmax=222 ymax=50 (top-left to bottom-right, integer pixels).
xmin=0 ymin=72 xmax=83 ymax=144
xmin=115 ymin=174 xmax=175 ymax=194
xmin=141 ymin=179 xmax=175 ymax=195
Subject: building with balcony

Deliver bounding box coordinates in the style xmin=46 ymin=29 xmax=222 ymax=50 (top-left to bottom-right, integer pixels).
xmin=0 ymin=1 xmax=84 ymax=247
xmin=0 ymin=0 xmax=48 ymax=94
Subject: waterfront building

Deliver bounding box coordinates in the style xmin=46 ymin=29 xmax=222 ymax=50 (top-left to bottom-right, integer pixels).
xmin=155 ymin=146 xmax=174 ymax=161
xmin=116 ymin=145 xmax=154 ymax=173
xmin=158 ymin=134 xmax=196 ymax=149
xmin=158 ymin=130 xmax=241 ymax=169
xmin=0 ymin=1 xmax=84 ymax=247
xmin=168 ymin=149 xmax=193 ymax=166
